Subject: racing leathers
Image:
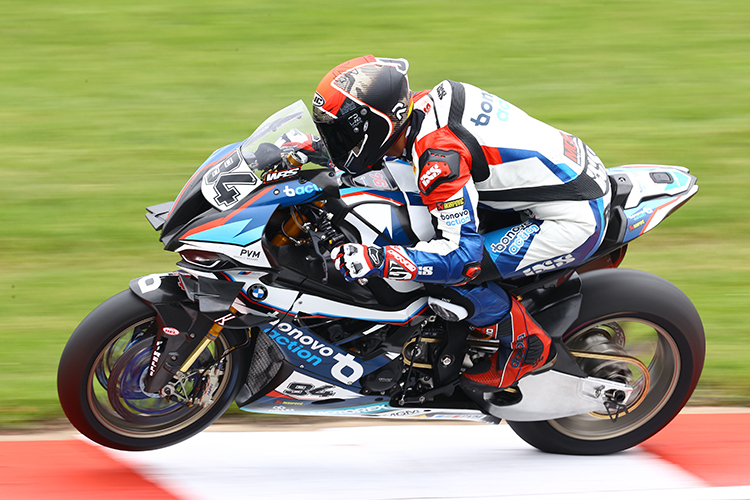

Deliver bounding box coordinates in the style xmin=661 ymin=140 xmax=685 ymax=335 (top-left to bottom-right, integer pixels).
xmin=336 ymin=80 xmax=611 ymax=390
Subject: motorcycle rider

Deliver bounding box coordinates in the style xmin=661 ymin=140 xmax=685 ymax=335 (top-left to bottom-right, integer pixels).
xmin=313 ymin=56 xmax=611 ymax=391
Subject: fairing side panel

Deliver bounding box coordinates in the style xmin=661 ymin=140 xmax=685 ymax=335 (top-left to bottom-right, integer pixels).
xmin=608 ymin=165 xmax=698 ymax=243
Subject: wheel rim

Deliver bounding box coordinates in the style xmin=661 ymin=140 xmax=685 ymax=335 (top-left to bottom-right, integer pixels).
xmin=549 ymin=317 xmax=681 ymax=441
xmin=86 ymin=316 xmax=233 ymax=438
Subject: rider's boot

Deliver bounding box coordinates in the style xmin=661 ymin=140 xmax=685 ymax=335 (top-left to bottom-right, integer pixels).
xmin=462 ymin=297 xmax=556 ymax=391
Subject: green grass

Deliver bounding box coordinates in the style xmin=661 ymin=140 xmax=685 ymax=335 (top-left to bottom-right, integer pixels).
xmin=1 ymin=0 xmax=749 ymax=425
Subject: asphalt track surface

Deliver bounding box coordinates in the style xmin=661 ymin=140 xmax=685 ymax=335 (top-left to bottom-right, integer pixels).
xmin=2 ymin=410 xmax=749 ymax=500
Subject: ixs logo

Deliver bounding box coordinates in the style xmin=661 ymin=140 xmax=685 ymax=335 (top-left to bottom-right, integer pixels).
xmin=267 ymin=322 xmax=364 ymax=385
xmin=283 ymin=183 xmax=323 ymax=198
xmin=418 ymin=265 xmax=433 ymax=276
xmin=263 ymin=167 xmax=300 ymax=183
xmin=419 ymin=161 xmax=448 ymax=191
xmin=521 ymin=254 xmax=576 ymax=277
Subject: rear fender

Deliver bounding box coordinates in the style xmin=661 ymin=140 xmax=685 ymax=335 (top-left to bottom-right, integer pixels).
xmin=523 ymin=274 xmax=586 ymax=378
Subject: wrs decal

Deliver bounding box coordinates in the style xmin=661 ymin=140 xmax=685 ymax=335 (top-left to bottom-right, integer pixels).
xmin=263 ymin=167 xmax=300 ymax=183
xmin=162 ymin=327 xmax=180 ymax=336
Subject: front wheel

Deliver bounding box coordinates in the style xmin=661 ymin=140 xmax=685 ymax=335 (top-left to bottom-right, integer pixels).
xmin=58 ymin=290 xmax=250 ymax=451
xmin=507 ymin=269 xmax=705 ymax=455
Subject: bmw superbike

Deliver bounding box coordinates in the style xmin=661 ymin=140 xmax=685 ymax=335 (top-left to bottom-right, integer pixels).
xmin=58 ymin=101 xmax=705 ymax=454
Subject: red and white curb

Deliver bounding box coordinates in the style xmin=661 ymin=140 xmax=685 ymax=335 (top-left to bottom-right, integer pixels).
xmin=2 ymin=413 xmax=749 ymax=500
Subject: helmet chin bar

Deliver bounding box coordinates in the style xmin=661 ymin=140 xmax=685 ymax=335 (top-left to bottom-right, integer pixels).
xmin=342 ymin=134 xmax=370 ymax=173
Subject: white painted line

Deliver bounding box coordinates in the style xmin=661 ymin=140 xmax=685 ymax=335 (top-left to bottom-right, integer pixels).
xmin=104 ymin=425 xmax=715 ymax=500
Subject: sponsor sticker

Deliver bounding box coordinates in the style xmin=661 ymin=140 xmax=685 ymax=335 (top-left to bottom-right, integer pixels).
xmin=263 ymin=167 xmax=300 ymax=183
xmin=162 ymin=327 xmax=180 ymax=336
xmin=266 ymin=321 xmax=364 ymax=385
xmin=282 ymin=183 xmax=323 ymax=198
xmin=490 ymin=221 xmax=540 ymax=255
xmin=436 ymin=197 xmax=465 ymax=211
xmin=419 ymin=161 xmax=449 ymax=191
xmin=248 ymin=283 xmax=268 ymax=301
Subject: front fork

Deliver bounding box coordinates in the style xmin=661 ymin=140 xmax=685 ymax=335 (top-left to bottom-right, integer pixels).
xmin=129 ymin=272 xmax=266 ymax=399
xmin=159 ymin=311 xmax=238 ymax=407
xmin=176 ymin=308 xmax=236 ymax=374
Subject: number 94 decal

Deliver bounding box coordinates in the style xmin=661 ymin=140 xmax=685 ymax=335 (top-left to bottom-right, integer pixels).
xmin=201 ymin=149 xmax=259 ymax=210
xmin=277 ymin=372 xmax=361 ymax=400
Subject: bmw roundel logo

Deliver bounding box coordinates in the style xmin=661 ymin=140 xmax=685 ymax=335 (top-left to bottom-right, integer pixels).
xmin=248 ymin=284 xmax=268 ymax=301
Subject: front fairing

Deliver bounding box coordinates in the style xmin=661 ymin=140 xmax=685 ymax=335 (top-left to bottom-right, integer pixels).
xmin=159 ymin=101 xmax=335 ymax=253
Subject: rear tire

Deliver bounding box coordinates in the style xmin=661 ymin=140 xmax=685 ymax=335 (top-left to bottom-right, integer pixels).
xmin=58 ymin=290 xmax=249 ymax=451
xmin=507 ymin=269 xmax=705 ymax=455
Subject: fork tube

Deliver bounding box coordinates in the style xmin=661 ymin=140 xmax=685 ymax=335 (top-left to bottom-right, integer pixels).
xmin=178 ymin=323 xmax=224 ymax=373
xmin=178 ymin=308 xmax=236 ymax=373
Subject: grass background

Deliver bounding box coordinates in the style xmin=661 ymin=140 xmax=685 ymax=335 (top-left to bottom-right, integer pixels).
xmin=1 ymin=0 xmax=748 ymax=426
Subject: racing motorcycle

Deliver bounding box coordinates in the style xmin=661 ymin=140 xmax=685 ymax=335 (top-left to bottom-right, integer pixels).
xmin=58 ymin=101 xmax=705 ymax=455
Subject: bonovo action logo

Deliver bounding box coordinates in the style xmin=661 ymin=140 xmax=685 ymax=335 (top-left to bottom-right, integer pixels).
xmin=267 ymin=321 xmax=364 ymax=385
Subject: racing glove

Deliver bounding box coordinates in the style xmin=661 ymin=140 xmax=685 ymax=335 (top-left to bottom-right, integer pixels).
xmin=331 ymin=244 xmax=418 ymax=281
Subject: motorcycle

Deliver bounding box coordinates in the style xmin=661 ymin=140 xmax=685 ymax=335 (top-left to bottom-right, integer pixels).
xmin=58 ymin=100 xmax=705 ymax=455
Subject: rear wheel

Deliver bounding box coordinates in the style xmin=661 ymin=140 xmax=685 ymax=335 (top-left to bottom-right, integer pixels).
xmin=507 ymin=269 xmax=705 ymax=455
xmin=58 ymin=290 xmax=249 ymax=451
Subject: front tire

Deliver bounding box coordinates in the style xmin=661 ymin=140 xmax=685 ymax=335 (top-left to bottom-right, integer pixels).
xmin=58 ymin=290 xmax=250 ymax=451
xmin=507 ymin=269 xmax=705 ymax=455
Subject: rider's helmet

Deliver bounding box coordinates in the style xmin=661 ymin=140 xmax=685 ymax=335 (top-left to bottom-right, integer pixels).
xmin=312 ymin=55 xmax=413 ymax=175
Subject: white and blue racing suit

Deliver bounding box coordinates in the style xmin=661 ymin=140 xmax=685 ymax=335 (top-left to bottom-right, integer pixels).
xmin=382 ymin=80 xmax=611 ymax=326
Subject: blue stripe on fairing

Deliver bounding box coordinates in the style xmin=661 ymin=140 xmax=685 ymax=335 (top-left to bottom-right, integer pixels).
xmin=340 ymin=187 xmax=407 ymax=205
xmin=184 ymin=220 xmax=264 ymax=246
xmin=496 ymin=147 xmax=577 ymax=183
xmin=185 ymin=204 xmax=276 ymax=246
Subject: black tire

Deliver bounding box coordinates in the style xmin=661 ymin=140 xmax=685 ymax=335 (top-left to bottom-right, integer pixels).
xmin=58 ymin=290 xmax=250 ymax=451
xmin=507 ymin=268 xmax=705 ymax=455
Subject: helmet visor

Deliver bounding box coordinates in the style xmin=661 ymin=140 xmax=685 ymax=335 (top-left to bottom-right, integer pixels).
xmin=315 ymin=119 xmax=367 ymax=173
